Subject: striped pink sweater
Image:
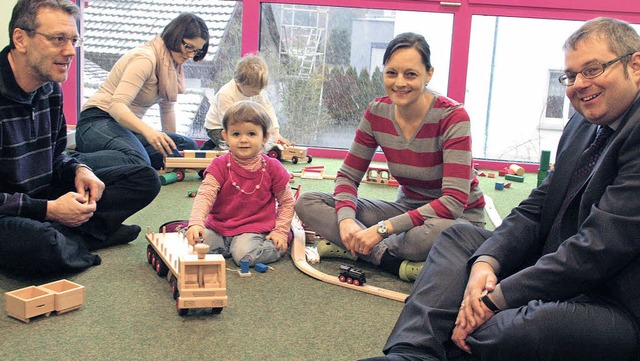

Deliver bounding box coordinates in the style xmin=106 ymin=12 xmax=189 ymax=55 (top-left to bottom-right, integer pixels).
xmin=335 ymin=93 xmax=485 ymax=235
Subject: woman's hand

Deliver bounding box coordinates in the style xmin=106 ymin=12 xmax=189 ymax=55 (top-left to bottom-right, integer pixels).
xmin=338 ymin=218 xmax=363 ymax=256
xmin=145 ymin=130 xmax=177 ymax=156
xmin=351 ymin=226 xmax=385 ymax=255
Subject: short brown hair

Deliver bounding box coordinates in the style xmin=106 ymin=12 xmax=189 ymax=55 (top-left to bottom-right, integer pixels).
xmin=9 ymin=0 xmax=79 ymax=49
xmin=223 ymin=100 xmax=271 ymax=136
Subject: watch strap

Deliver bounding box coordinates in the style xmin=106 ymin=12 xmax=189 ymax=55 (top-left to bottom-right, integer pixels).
xmin=480 ymin=292 xmax=500 ymax=313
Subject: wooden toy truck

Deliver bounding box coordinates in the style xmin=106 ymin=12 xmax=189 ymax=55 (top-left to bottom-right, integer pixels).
xmin=146 ymin=227 xmax=228 ymax=316
xmin=163 ymin=150 xmax=227 ymax=181
xmin=267 ymin=144 xmax=312 ymax=164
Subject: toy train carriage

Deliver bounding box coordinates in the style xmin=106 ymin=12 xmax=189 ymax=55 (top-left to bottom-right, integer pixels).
xmin=267 ymin=144 xmax=312 ymax=164
xmin=163 ymin=150 xmax=227 ymax=181
xmin=338 ymin=264 xmax=367 ymax=286
xmin=146 ymin=228 xmax=228 ymax=316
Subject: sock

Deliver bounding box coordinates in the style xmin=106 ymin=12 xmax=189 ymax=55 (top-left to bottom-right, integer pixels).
xmin=378 ymin=250 xmax=403 ymax=276
xmin=109 ymin=224 xmax=142 ymax=245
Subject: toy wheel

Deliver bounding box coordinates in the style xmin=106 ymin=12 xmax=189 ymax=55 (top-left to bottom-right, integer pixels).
xmin=151 ymin=253 xmax=158 ymax=269
xmin=155 ymin=258 xmax=168 ymax=277
xmin=174 ymin=170 xmax=185 ymax=182
xmin=353 ymin=279 xmax=361 ymax=286
xmin=291 ymin=156 xmax=299 ymax=164
xmin=268 ymin=148 xmax=280 ymax=159
xmin=170 ymin=277 xmax=178 ymax=300
xmin=197 ymin=170 xmax=205 ymax=179
xmin=346 ymin=277 xmax=354 ymax=284
xmin=146 ymin=245 xmax=153 ymax=264
xmin=306 ymin=155 xmax=313 ymax=163
xmin=339 ymin=275 xmax=346 ymax=283
xmin=177 ymin=304 xmax=188 ymax=316
xmin=212 ymin=307 xmax=223 ymax=315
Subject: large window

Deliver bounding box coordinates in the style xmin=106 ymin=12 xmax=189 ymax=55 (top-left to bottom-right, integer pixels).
xmin=76 ymin=0 xmax=640 ymax=163
xmin=258 ymin=4 xmax=453 ymax=148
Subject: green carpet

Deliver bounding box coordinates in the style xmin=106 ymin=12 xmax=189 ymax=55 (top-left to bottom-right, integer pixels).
xmin=0 ymin=158 xmax=536 ymax=360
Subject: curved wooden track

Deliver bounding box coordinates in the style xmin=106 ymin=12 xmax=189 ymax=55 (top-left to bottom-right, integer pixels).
xmin=290 ymin=215 xmax=409 ymax=302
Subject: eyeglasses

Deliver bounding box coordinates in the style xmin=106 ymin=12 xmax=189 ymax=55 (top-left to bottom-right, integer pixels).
xmin=559 ymin=52 xmax=635 ymax=86
xmin=21 ymin=28 xmax=83 ymax=48
xmin=181 ymin=39 xmax=203 ymax=57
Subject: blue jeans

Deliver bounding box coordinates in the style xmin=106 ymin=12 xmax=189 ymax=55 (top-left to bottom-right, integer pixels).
xmin=75 ymin=107 xmax=198 ymax=170
xmin=202 ymin=228 xmax=283 ymax=266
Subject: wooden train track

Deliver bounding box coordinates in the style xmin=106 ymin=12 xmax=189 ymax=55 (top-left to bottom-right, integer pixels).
xmin=290 ymin=215 xmax=409 ymax=302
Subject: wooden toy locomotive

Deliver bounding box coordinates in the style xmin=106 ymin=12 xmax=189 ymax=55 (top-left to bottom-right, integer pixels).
xmin=338 ymin=264 xmax=366 ymax=286
xmin=146 ymin=227 xmax=228 ymax=316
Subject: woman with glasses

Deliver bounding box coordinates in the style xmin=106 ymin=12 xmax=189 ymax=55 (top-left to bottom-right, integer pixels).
xmin=74 ymin=13 xmax=208 ymax=170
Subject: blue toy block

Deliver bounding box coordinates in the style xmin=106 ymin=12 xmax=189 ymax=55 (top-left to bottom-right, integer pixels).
xmin=495 ymin=182 xmax=505 ymax=190
xmin=255 ymin=263 xmax=268 ymax=273
xmin=240 ymin=259 xmax=250 ymax=274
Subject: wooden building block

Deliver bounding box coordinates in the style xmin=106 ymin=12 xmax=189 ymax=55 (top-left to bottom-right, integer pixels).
xmin=505 ymin=174 xmax=525 ymax=182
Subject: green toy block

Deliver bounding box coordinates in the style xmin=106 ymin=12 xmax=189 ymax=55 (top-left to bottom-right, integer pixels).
xmin=505 ymin=174 xmax=524 ymax=182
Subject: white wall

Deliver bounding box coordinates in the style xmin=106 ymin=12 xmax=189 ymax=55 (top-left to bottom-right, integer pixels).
xmin=1 ymin=0 xmax=17 ymax=48
xmin=466 ymin=16 xmax=583 ymax=162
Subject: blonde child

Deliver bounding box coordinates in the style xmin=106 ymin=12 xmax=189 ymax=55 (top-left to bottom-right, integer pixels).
xmin=203 ymin=53 xmax=290 ymax=150
xmin=186 ymin=100 xmax=294 ymax=266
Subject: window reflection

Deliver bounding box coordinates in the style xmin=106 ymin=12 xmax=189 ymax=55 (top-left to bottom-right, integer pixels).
xmin=259 ymin=4 xmax=453 ymax=149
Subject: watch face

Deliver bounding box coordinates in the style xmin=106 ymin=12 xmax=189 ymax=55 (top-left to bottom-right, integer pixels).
xmin=377 ymin=222 xmax=387 ymax=235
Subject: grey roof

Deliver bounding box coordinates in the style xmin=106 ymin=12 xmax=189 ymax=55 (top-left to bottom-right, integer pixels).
xmin=83 ymin=0 xmax=238 ymax=61
xmin=81 ymin=0 xmax=238 ymax=138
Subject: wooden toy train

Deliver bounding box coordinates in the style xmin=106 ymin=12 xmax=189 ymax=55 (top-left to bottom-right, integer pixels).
xmin=338 ymin=264 xmax=366 ymax=286
xmin=145 ymin=227 xmax=228 ymax=316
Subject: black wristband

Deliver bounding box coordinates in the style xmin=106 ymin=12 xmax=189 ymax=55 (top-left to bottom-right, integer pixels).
xmin=480 ymin=292 xmax=500 ymax=313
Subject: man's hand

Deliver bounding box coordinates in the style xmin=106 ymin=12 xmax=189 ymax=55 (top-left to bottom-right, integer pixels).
xmin=452 ymin=299 xmax=495 ymax=354
xmin=338 ymin=218 xmax=364 ymax=256
xmin=46 ymin=192 xmax=96 ymax=227
xmin=74 ymin=165 xmax=104 ymax=203
xmin=451 ymin=261 xmax=499 ymax=353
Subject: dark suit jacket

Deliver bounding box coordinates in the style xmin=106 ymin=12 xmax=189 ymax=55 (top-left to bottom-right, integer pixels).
xmin=474 ymin=97 xmax=640 ymax=320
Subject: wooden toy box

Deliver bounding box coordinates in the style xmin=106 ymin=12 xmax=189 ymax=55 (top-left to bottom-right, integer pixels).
xmin=39 ymin=279 xmax=85 ymax=314
xmin=5 ymin=279 xmax=85 ymax=323
xmin=5 ymin=286 xmax=54 ymax=323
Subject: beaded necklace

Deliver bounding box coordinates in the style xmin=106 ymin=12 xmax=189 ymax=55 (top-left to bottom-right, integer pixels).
xmin=227 ymin=156 xmax=266 ymax=195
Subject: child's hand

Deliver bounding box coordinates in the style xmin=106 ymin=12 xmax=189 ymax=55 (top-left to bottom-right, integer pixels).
xmin=266 ymin=232 xmax=288 ymax=253
xmin=185 ymin=225 xmax=204 ymax=246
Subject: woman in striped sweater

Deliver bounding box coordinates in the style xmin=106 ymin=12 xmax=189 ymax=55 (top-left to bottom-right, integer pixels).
xmin=295 ymin=32 xmax=485 ymax=282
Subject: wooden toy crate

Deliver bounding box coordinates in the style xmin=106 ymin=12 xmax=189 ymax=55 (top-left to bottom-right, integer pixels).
xmin=5 ymin=286 xmax=55 ymax=323
xmin=39 ymin=279 xmax=85 ymax=314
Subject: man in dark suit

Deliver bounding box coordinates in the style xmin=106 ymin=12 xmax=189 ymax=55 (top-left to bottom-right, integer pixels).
xmin=365 ymin=17 xmax=640 ymax=360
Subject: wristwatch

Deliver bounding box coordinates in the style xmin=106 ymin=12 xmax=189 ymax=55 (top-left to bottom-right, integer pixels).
xmin=376 ymin=221 xmax=389 ymax=238
xmin=480 ymin=291 xmax=500 ymax=313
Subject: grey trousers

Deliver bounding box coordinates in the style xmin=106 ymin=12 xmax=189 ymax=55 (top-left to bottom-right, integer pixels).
xmin=374 ymin=223 xmax=640 ymax=361
xmin=294 ymin=190 xmax=477 ymax=265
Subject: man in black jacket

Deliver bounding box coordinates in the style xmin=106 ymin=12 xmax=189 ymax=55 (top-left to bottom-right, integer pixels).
xmin=366 ymin=17 xmax=640 ymax=361
xmin=0 ymin=0 xmax=160 ymax=275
